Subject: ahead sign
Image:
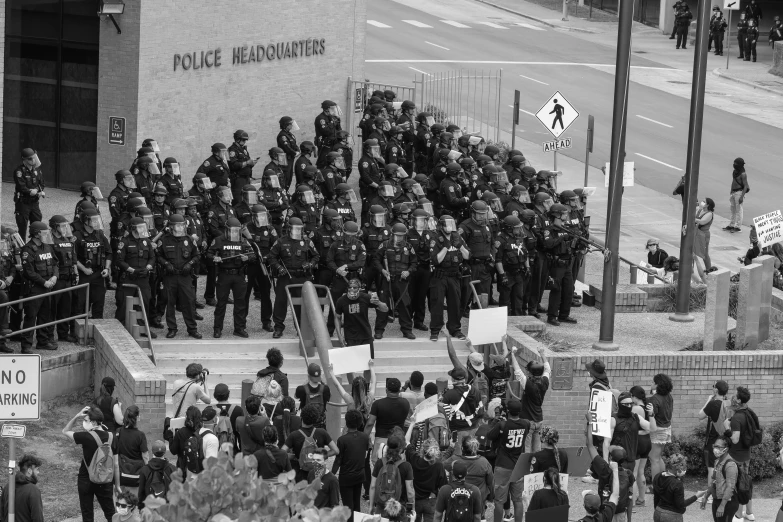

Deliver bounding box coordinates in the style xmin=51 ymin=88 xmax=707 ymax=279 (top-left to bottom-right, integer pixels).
xmin=0 ymin=355 xmax=41 ymax=421
xmin=535 ymin=91 xmax=579 ymax=139
xmin=543 ymin=138 xmax=572 ymax=152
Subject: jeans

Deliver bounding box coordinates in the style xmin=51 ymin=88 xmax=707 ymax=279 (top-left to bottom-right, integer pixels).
xmin=77 ymin=475 xmax=115 ymax=522
xmin=415 ymin=497 xmax=437 ymax=522
xmin=525 ymin=420 xmax=543 ymax=453
xmin=712 ymin=495 xmax=739 ymax=522
xmin=653 ymin=507 xmax=683 ymax=522
xmin=729 ymin=190 xmax=744 ymax=228
xmin=339 ymin=477 xmax=364 ymax=522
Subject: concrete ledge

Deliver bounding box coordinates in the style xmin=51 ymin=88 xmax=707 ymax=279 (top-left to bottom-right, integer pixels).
xmin=93 ymin=320 xmax=166 ymax=442
xmin=589 ymin=284 xmax=647 ymax=312
xmin=771 ymin=41 xmax=783 ymax=77
xmin=509 ymin=315 xmax=547 ymax=333
xmin=41 ymin=348 xmax=94 ymax=400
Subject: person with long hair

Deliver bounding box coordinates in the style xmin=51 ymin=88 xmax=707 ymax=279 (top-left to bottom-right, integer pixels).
xmin=169 ymin=405 xmax=202 ymax=478
xmin=528 ymin=466 xmax=569 ymax=511
xmin=443 ymin=435 xmax=494 ymax=508
xmin=272 ymin=395 xmax=301 ymax=448
xmin=652 ymin=453 xmax=703 ymax=522
xmin=694 ymin=198 xmax=715 ymax=272
xmin=93 ymin=376 xmax=123 ymax=433
xmin=649 ymin=374 xmax=675 ymax=481
xmin=112 ymin=405 xmax=149 ymax=491
xmin=405 ymin=437 xmax=448 ymax=522
xmin=328 ymin=359 xmax=377 ymax=429
xmin=630 ymin=385 xmax=657 ymax=508
xmin=332 ymin=410 xmax=371 ymax=522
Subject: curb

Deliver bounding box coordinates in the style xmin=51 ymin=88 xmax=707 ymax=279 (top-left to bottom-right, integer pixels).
xmin=712 ymin=67 xmax=783 ymax=96
xmin=470 ymin=0 xmax=558 ymax=28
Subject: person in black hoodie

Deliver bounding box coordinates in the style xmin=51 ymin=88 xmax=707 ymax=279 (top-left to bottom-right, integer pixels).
xmin=257 ymin=347 xmax=289 ymax=396
xmin=137 ymin=440 xmax=177 ymax=511
xmin=1 ymin=454 xmax=44 ymax=522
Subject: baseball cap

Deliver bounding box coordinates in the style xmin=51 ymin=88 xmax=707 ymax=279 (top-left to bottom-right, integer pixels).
xmin=468 ymin=352 xmax=485 ymax=372
xmin=450 ymin=367 xmax=467 ymax=381
xmin=582 ymin=490 xmax=602 ymax=512
xmin=452 ymin=460 xmax=468 ymax=480
xmin=201 ymin=406 xmax=217 ymax=422
xmin=507 ymin=398 xmax=522 ymax=416
xmin=151 ymin=440 xmax=167 ymax=457
xmin=308 ymin=363 xmax=321 ymax=377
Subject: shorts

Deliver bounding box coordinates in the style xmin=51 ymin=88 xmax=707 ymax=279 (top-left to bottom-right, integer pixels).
xmin=637 ymin=433 xmax=652 ymax=459
xmin=493 ymin=466 xmax=524 ymax=504
xmin=650 ymin=426 xmax=672 ymax=445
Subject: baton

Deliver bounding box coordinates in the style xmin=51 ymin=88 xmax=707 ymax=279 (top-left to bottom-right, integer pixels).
xmin=383 ymin=256 xmax=395 ymax=317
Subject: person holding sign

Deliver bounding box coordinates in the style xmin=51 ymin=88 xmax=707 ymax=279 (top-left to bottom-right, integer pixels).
xmin=579 ymin=416 xmax=621 ymax=522
xmin=527 ymin=467 xmax=569 ymax=513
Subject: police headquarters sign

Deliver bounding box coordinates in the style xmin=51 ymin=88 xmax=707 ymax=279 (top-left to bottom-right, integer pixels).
xmin=0 ymin=355 xmax=41 ymax=421
xmin=174 ymin=38 xmax=328 ymax=71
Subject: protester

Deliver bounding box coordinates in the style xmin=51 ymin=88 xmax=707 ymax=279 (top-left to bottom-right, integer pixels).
xmin=256 ymin=346 xmax=290 ymax=396
xmin=646 ymin=239 xmax=668 ymax=269
xmin=697 ymin=380 xmax=731 ymax=502
xmin=332 ymin=409 xmax=372 ymax=522
xmin=137 ymin=440 xmax=176 ymax=511
xmin=236 ymin=395 xmax=269 ymax=456
xmin=169 ymin=406 xmax=199 ymax=479
xmin=62 ymin=405 xmax=116 ymax=522
xmin=381 ymin=499 xmax=411 ymax=522
xmin=308 ymin=448 xmax=340 ymax=509
xmin=198 ymin=407 xmax=220 ymax=460
xmin=365 ymin=376 xmax=410 ymax=459
xmin=112 ymin=490 xmax=141 ymax=522
xmin=252 ymin=425 xmax=292 ymax=481
xmin=433 ymin=460 xmax=483 ymax=522
xmin=261 ymin=379 xmax=284 ymax=418
xmin=530 ymin=425 xmax=569 ymax=473
xmin=171 ymin=363 xmax=211 ymax=414
xmin=443 ymin=435 xmax=494 ymax=508
xmin=112 ymin=405 xmax=149 ymax=490
xmin=213 ymin=382 xmax=243 ymax=456
xmin=583 ymin=413 xmax=634 ymax=522
xmin=651 ymin=453 xmax=702 ymax=522
xmin=0 ymin=454 xmax=44 ymax=522
xmin=294 ymin=363 xmax=331 ymax=430
xmin=629 ymin=386 xmax=655 ymax=508
xmin=528 ymin=467 xmax=569 ymax=512
xmin=726 ymin=386 xmax=757 ymax=520
xmin=443 ymin=367 xmax=484 ymax=457
xmin=583 ymin=358 xmax=613 ymax=483
xmin=517 ymin=345 xmax=551 ymax=453
xmin=368 ymin=435 xmax=415 ymax=516
xmin=405 ymin=438 xmax=448 ymax=522
xmin=272 ymin=395 xmax=301 ymax=448
xmin=328 ymin=359 xmax=377 ymax=426
xmin=702 ymin=436 xmax=739 ymax=522
xmin=725 ymin=158 xmax=749 ymax=233
xmin=610 ymin=392 xmax=655 ymax=485
xmin=694 ymin=198 xmax=715 ymax=272
xmin=282 ymin=403 xmax=339 ymax=483
xmin=649 ymin=373 xmax=674 ymax=481
xmin=400 ymin=370 xmax=426 ymax=427
xmin=488 ymin=398 xmax=530 ymax=522
xmin=93 ymin=376 xmax=124 ymax=433
xmin=580 ymin=484 xmax=619 ymax=522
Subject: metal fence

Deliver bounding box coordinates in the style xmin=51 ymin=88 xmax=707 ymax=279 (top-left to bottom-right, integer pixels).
xmin=0 ymin=283 xmax=90 ymax=343
xmin=345 ymin=77 xmax=416 ymax=141
xmin=414 ymin=69 xmax=503 ymax=143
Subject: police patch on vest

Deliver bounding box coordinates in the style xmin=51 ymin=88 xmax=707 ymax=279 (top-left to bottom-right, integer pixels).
xmin=495 ymin=240 xmax=501 ymax=248
xmin=203 ymin=161 xmax=210 ymax=167
xmin=118 ymin=242 xmax=124 ymax=249
xmin=229 ymin=151 xmax=236 ymax=158
xmin=362 ymin=162 xmax=368 ymax=168
xmin=184 ymin=240 xmax=188 ymax=246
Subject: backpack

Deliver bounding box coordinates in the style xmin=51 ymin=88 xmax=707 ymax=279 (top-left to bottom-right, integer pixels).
xmin=297 ymin=429 xmax=319 ymax=472
xmin=116 ymin=429 xmax=145 ymax=487
xmin=85 ymin=431 xmax=114 ymax=484
xmin=374 ymin=459 xmax=402 ymax=506
xmin=615 ymin=466 xmax=635 ymax=513
xmin=303 ymin=383 xmax=326 ymax=425
xmin=251 ymin=374 xmax=274 ymax=398
xmin=147 ymin=466 xmax=173 ymax=500
xmin=412 ymin=412 xmax=452 ymax=452
xmin=215 ymin=404 xmax=237 ymax=453
xmin=734 ymin=459 xmax=753 ymax=504
xmin=474 ymin=423 xmax=496 ymax=461
xmin=445 ymin=485 xmax=475 ymax=522
xmin=710 ymin=398 xmax=732 ymax=437
xmin=737 ymin=408 xmax=763 ymax=447
xmin=468 ymin=367 xmax=489 ymax=409
xmin=185 ymin=429 xmax=212 ymax=474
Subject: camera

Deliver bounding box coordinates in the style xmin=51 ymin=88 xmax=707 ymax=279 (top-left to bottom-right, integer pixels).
xmin=199 ymin=368 xmax=210 ymax=383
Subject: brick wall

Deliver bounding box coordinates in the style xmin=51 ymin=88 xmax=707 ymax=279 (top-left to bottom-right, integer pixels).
xmin=508 ymin=330 xmax=783 ymax=446
xmin=92 ymin=320 xmax=166 ymax=442
xmin=96 ymin=0 xmax=367 ymax=189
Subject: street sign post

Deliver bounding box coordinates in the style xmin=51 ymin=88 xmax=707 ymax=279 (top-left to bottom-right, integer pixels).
xmin=584 ymin=115 xmax=594 ymax=189
xmin=512 ymin=89 xmax=521 ymax=150
xmin=724 ymin=2 xmax=738 ymax=69
xmin=1 ymin=424 xmax=26 ymax=438
xmin=536 ymin=91 xmax=579 ymax=172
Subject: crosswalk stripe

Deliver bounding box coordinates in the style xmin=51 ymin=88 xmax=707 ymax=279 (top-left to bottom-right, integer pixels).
xmin=440 ymin=20 xmax=471 ymax=28
xmin=476 ymin=21 xmax=508 ymax=29
xmin=515 ymin=22 xmax=546 ymax=31
xmin=367 ymin=20 xmax=392 ymax=28
xmin=402 ymin=20 xmax=434 ymax=28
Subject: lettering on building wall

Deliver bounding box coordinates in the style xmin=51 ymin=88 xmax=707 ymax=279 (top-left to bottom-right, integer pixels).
xmin=173 ymin=38 xmax=326 ymax=72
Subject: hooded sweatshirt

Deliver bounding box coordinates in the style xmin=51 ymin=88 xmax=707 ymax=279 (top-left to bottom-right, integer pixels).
xmin=1 ymin=472 xmax=44 ymax=522
xmin=257 ymin=366 xmax=289 ymax=396
xmin=137 ymin=457 xmax=177 ymax=510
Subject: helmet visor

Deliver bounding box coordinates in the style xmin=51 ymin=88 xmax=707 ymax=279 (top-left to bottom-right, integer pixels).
xmin=90 ymin=187 xmax=104 ymax=200
xmin=425 ymin=116 xmax=435 ymax=127
xmin=516 ymin=191 xmax=532 ymax=204
xmin=334 ymin=156 xmax=346 ymax=170
xmin=219 ymin=149 xmax=229 ymax=164
xmin=134 ymin=223 xmax=150 ymax=238
xmin=290 ymin=120 xmax=300 ymax=131
xmin=27 ymin=154 xmax=42 ymax=169
xmin=200 ymin=178 xmax=214 ymax=190
xmin=265 ymin=174 xmax=280 ymax=188
xmin=301 ymin=190 xmax=315 ymax=204
xmin=243 ymin=191 xmax=258 ymax=205
xmin=54 ymin=223 xmax=73 ymax=238
xmin=392 ymin=233 xmax=405 ymax=246
xmin=147 ymin=163 xmax=161 ymax=175
xmin=172 ymin=222 xmax=187 ymax=237
xmin=342 ymin=188 xmax=359 ymax=203
xmin=277 ymin=153 xmax=288 ymax=166
xmin=10 ymin=233 xmax=25 ymax=250
xmin=37 ymin=229 xmax=54 ymax=245
xmin=253 ymin=211 xmax=270 ymax=227
xmin=491 ymin=171 xmax=509 ymax=185
xmin=414 ymin=216 xmax=428 ymax=232
xmin=420 ymin=201 xmax=434 ymax=216
xmin=227 ymin=227 xmax=241 ymax=242
xmin=569 ymin=197 xmax=583 ymax=210
xmin=87 ymin=216 xmax=104 ymax=230
xmin=452 ymin=129 xmax=463 ymax=139
xmin=148 ymin=140 xmax=160 ymax=152
xmin=396 ymin=167 xmax=408 ymax=179
xmin=379 ymin=185 xmax=394 ymax=198
xmin=330 ymin=216 xmax=344 ymax=231
xmin=371 ymin=213 xmax=386 ymax=228
xmin=472 ymin=209 xmax=489 ymax=226
xmin=382 ymin=121 xmax=391 ymax=132
xmin=543 ymin=199 xmax=554 ymax=211
xmin=370 ymin=145 xmax=382 ymax=159
xmin=329 ymin=105 xmax=343 ymax=118
xmin=289 ymin=224 xmax=303 ymax=240
xmin=447 ymin=150 xmax=462 ymax=161
xmin=0 ymin=240 xmax=8 ymax=257
xmin=411 ymin=182 xmax=424 ymax=197
xmin=169 ymin=163 xmax=181 ymax=176
xmin=123 ymin=175 xmax=137 ymax=189
xmin=488 ymin=198 xmax=504 ymax=212
xmin=143 ymin=215 xmax=156 ymax=231
xmin=427 ymin=217 xmax=438 ymax=231
xmin=441 ymin=217 xmax=456 ymax=234
xmin=513 ymin=225 xmax=525 ymax=239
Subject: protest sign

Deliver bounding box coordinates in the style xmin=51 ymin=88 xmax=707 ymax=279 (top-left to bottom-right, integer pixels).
xmin=414 ymin=398 xmax=439 ymax=423
xmin=467 ymin=307 xmax=507 ymax=345
xmin=524 ymin=472 xmax=569 ymax=494
xmin=752 ymin=210 xmax=783 ymax=248
xmin=328 ymin=345 xmax=371 ymax=375
xmin=589 ymin=389 xmax=613 ymax=438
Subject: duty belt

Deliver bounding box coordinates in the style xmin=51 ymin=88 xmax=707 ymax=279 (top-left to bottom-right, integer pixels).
xmin=219 ymin=267 xmax=245 ymax=275
xmin=17 ymin=194 xmax=40 ymax=203
xmin=437 ymin=269 xmax=460 ymax=277
xmin=288 ymin=268 xmax=307 ymax=276
xmin=469 ymin=258 xmax=490 ymax=265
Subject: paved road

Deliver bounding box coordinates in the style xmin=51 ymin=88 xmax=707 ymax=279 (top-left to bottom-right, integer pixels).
xmin=364 ymin=0 xmax=783 ymax=225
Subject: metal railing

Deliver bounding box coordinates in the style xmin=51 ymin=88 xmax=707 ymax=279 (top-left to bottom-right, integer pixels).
xmin=346 ymin=77 xmax=417 ymax=144
xmin=620 ymin=255 xmax=670 ymax=284
xmin=0 ymin=283 xmax=90 ymax=342
xmin=121 ymin=283 xmax=157 ymax=365
xmin=284 ymin=283 xmax=346 ymax=361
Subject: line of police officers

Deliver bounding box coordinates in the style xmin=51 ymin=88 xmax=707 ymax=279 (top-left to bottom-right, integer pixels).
xmin=3 ymin=95 xmax=602 ymax=352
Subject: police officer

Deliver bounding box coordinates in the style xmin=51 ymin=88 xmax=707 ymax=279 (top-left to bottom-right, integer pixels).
xmin=480 ymin=191 xmax=504 ymax=234
xmin=709 ymin=5 xmax=721 ymax=51
xmin=196 ymin=143 xmax=232 ymax=192
xmin=259 ymin=169 xmax=290 ymax=236
xmin=770 ymin=15 xmax=783 ymax=43
xmin=507 ymin=185 xmax=531 ymax=218
xmin=0 ymin=233 xmax=17 ymax=352
xmin=368 ymin=117 xmax=390 ymax=159
xmin=321 ymin=152 xmax=345 ymax=201
xmin=234 ymin=185 xmax=259 ymax=225
xmin=109 ymin=169 xmax=135 ymax=232
xmin=263 ymin=146 xmax=288 ymax=188
xmin=188 ymin=172 xmax=214 ymax=219
xmin=3 ymin=228 xmax=25 ymax=338
xmin=543 ymin=204 xmax=577 ymax=326
xmin=737 ymin=12 xmax=749 ymax=59
xmin=399 ymin=178 xmax=425 ymax=206
xmin=150 ymin=185 xmax=171 ymax=232
xmin=358 ymin=139 xmax=384 ymax=221
xmin=74 ymin=209 xmax=111 ymax=320
xmin=406 ymin=209 xmax=435 ymax=331
xmin=243 ymin=204 xmax=276 ymax=332
xmin=278 ymin=116 xmax=300 ymax=187
xmin=414 ymin=112 xmax=434 ymax=174
xmin=20 ymin=222 xmax=59 ymax=353
xmin=495 ymin=216 xmax=530 ymax=316
xmin=207 ymin=218 xmax=254 ymax=338
xmin=294 ymin=141 xmax=316 ymax=188
xmin=315 ymin=100 xmax=342 ymax=168
xmin=133 ymin=156 xmax=160 ymax=204
xmin=744 ymin=0 xmax=762 ymax=23
xmin=114 ymin=216 xmax=157 ymax=337
xmin=711 ymin=8 xmax=728 ymax=55
xmin=184 ymin=197 xmax=208 ymax=312
xmin=326 ymin=183 xmax=358 ymax=224
xmin=268 ymin=217 xmax=320 ymax=338
xmin=484 ymin=144 xmax=501 ymax=166
xmin=431 ymin=130 xmax=454 ymax=169
xmin=228 ymin=130 xmax=258 ymax=203
xmin=205 ymin=185 xmax=238 ymax=306
xmin=390 ymin=202 xmax=413 ymax=229
xmin=670 ymin=0 xmax=685 ymax=38
xmin=458 ymin=201 xmax=494 ymax=314
xmin=363 ymin=205 xmax=391 ymax=293
xmin=49 ymin=216 xmax=79 ymax=344
xmin=332 ymin=131 xmax=354 ymax=182
xmin=14 ymin=148 xmax=46 ymax=241
xmin=288 ymin=185 xmax=320 ymax=237
xmin=745 ymin=18 xmax=759 ymax=61
xmin=519 ymin=209 xmax=541 ymax=318
xmin=506 ymin=155 xmax=528 ymax=187
xmin=130 ymin=145 xmax=155 ymax=173
xmin=157 ymin=214 xmax=202 ymax=339
xmin=373 ymin=223 xmax=417 ymax=340
xmin=386 ymin=125 xmax=407 ymax=168
xmin=440 ymin=163 xmax=470 ymax=221
xmin=75 ymin=182 xmax=102 ymax=220
xmin=531 ymin=192 xmax=554 ymax=314
xmin=158 ymin=158 xmax=184 ymax=205
xmin=394 ymin=100 xmax=417 ymax=174
xmin=429 ymin=215 xmax=470 ymax=341
xmin=561 ymin=190 xmax=589 ymax=299
xmin=313 ymin=209 xmax=343 ymax=288
xmin=302 ymin=165 xmax=326 ymax=214
xmin=368 ymin=181 xmax=396 ymax=227
xmin=326 ymin=221 xmax=366 ymax=335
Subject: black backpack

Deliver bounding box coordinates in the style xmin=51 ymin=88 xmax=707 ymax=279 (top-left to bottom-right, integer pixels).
xmin=445 ymin=484 xmax=474 ymax=522
xmin=737 ymin=409 xmax=763 ymax=448
xmin=185 ymin=429 xmax=211 ymax=474
xmin=147 ymin=467 xmax=172 ymax=500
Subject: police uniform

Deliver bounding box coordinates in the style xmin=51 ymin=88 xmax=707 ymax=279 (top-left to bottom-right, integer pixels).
xmin=405 ymin=228 xmax=434 ymax=329
xmin=362 ymin=224 xmax=390 ymax=292
xmin=13 ymin=163 xmax=44 ymax=241
xmin=744 ymin=23 xmax=759 ymax=61
xmin=277 ymin=129 xmax=299 ymax=188
xmin=325 ymin=199 xmax=357 ymax=225
xmin=74 ymin=227 xmax=110 ymax=319
xmin=332 ymin=141 xmax=353 ymax=182
xmin=737 ymin=17 xmax=748 ymax=58
xmin=0 ymin=243 xmax=16 ymax=351
xmin=314 ymin=112 xmax=342 ymax=168
xmin=6 ymin=238 xmax=24 ymax=334
xmin=133 ymin=169 xmax=156 ymax=205
xmin=312 ymin=226 xmax=341 ymax=288
xmin=495 ymin=232 xmax=528 ymax=316
xmin=458 ymin=219 xmax=494 ymax=313
xmin=20 ymin=240 xmax=58 ymax=351
xmin=268 ymin=236 xmax=320 ymax=335
xmin=395 ymin=114 xmax=417 ymax=174
xmin=368 ymin=129 xmax=389 ymax=160
xmin=440 ymin=178 xmax=469 ymax=221
xmin=243 ymin=223 xmax=277 ymax=327
xmin=567 ymin=210 xmax=589 ymax=289
xmin=358 ymin=155 xmax=383 ymax=219
xmin=711 ymin=15 xmax=728 ymax=55
xmin=326 ymin=235 xmax=367 ymax=332
xmin=373 ymin=238 xmax=417 ymax=336
xmin=52 ymin=235 xmax=78 ymax=342
xmin=530 ymin=209 xmax=551 ymax=313
xmin=74 ymin=197 xmax=100 ymax=221
xmin=321 ymin=167 xmax=344 ymax=201
xmin=186 ymin=210 xmax=207 ymax=298
xmin=429 ymin=230 xmax=466 ymax=337
xmin=543 ymin=225 xmax=575 ymax=321
xmin=109 ymin=185 xmax=131 ymax=230
xmin=294 ymin=155 xmax=313 ymax=188
xmin=262 ymin=161 xmax=286 ymax=188
xmin=259 ymin=186 xmax=290 ymax=236
xmin=196 ymin=156 xmax=231 ymax=190
xmin=187 ymin=186 xmax=213 ymax=219
xmin=114 ymin=234 xmax=156 ymax=325
xmin=151 ymin=202 xmax=171 ymax=233
xmin=228 ymin=142 xmax=255 ymax=203
xmin=204 ymin=202 xmax=237 ymax=301
xmin=288 ymin=200 xmax=320 ymax=237
xmin=414 ymin=126 xmax=432 ymax=175
xmin=207 ymin=236 xmax=255 ymax=334
xmin=233 ymin=201 xmax=254 ymax=225
xmin=367 ymin=195 xmax=395 ymax=228
xmin=157 ymin=233 xmax=201 ymax=335
xmin=158 ymin=173 xmax=184 ymax=206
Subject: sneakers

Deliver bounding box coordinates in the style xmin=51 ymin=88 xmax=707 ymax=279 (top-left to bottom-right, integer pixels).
xmin=559 ymin=316 xmax=578 ymax=324
xmin=374 ymin=331 xmax=384 ymax=340
xmin=723 ymin=225 xmax=739 ymax=232
xmin=166 ymin=329 xmax=177 ymax=338
xmin=430 ymin=333 xmax=439 ymax=342
xmin=743 ymin=513 xmax=755 ymax=521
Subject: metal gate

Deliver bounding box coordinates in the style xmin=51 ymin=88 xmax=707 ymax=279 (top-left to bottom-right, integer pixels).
xmin=345 ymin=77 xmax=416 ymax=141
xmin=414 ymin=69 xmax=503 ymax=143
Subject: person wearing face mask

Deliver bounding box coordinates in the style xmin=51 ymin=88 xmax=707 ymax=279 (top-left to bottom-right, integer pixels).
xmin=157 ymin=214 xmax=202 ymax=339
xmin=63 ymin=405 xmax=116 ymax=522
xmin=13 ymin=148 xmax=46 ymax=241
xmin=693 ymin=198 xmax=714 ymax=272
xmin=196 ymin=143 xmax=232 ymax=194
xmin=651 ymin=453 xmax=702 ymax=522
xmin=0 ymin=454 xmax=44 ymax=522
xmin=646 ymin=239 xmax=669 ymax=269
xmin=158 ymin=157 xmax=184 ymax=205
xmin=307 ymin=448 xmax=341 ymax=509
xmin=334 ymin=277 xmax=387 ymax=357
xmin=703 ymin=437 xmax=739 ymax=521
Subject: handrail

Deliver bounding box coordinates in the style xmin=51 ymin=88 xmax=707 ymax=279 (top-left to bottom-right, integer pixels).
xmin=121 ymin=284 xmax=157 ymax=365
xmin=619 ymin=255 xmax=670 ymax=284
xmin=0 ymin=282 xmax=90 ymax=343
xmin=284 ymin=284 xmax=311 ymax=367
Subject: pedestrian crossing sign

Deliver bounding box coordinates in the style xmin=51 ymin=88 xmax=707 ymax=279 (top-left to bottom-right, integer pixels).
xmin=535 ymin=91 xmax=579 ymax=139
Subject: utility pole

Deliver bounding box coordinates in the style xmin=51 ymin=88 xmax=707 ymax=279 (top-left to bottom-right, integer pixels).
xmin=671 ymin=0 xmax=711 ymax=323
xmin=512 ymin=89 xmax=520 ymax=151
xmin=593 ymin=0 xmax=634 ymax=352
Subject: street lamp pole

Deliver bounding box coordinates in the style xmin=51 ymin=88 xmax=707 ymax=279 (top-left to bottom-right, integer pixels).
xmin=593 ymin=0 xmax=634 ymax=351
xmin=671 ymin=0 xmax=712 ymax=323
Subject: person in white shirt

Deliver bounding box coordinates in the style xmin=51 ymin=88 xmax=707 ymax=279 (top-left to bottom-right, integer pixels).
xmin=171 ymin=363 xmax=211 ymax=415
xmin=199 ymin=406 xmax=220 ymax=459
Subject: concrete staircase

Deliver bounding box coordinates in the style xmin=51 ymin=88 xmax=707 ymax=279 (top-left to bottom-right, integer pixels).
xmin=155 ymin=337 xmax=472 ymax=416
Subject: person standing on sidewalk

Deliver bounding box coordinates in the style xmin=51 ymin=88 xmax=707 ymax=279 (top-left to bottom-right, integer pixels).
xmin=725 ymin=386 xmax=757 ymax=521
xmin=736 ymin=13 xmax=749 ymax=60
xmin=675 ymin=4 xmax=693 ymax=50
xmin=724 ymin=158 xmax=749 ymax=233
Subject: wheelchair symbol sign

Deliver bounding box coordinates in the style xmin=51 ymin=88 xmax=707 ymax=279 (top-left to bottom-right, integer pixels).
xmin=108 ymin=116 xmax=126 ymax=146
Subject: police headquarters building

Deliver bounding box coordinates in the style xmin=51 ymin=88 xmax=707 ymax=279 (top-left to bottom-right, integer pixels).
xmin=1 ymin=0 xmax=367 ymax=190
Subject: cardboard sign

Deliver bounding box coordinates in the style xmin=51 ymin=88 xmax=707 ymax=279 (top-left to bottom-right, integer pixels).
xmin=354 ymin=513 xmax=385 ymax=522
xmin=414 ymin=398 xmax=439 ymax=423
xmin=604 ymin=162 xmax=634 ymax=188
xmin=524 ymin=472 xmax=569 ymax=494
xmin=327 ymin=344 xmax=372 ymax=375
xmin=467 ymin=306 xmax=507 ymax=345
xmin=752 ymin=210 xmax=783 ymax=248
xmin=510 ymin=447 xmax=591 ymax=482
xmin=589 ymin=389 xmax=613 ymax=437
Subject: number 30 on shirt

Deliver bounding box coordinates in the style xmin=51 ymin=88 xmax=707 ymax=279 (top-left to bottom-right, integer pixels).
xmin=506 ymin=429 xmax=525 ymax=448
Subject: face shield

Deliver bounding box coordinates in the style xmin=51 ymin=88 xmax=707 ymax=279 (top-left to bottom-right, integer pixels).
xmin=410 ymin=182 xmax=424 ymax=197
xmin=491 ymin=171 xmax=509 ymax=186
xmin=381 ymin=120 xmax=391 ymax=132
xmin=300 ymin=190 xmax=315 ymax=205
xmin=427 ymin=217 xmax=438 ymax=231
xmin=143 ymin=214 xmax=156 ymax=231
xmin=516 ymin=191 xmax=532 ymax=204
xmin=568 ymin=197 xmax=583 ymax=210
xmin=10 ymin=233 xmax=25 ymax=250
xmin=53 ymin=222 xmax=73 ymax=239
xmin=472 ymin=209 xmax=489 ymax=226
xmin=227 ymin=226 xmax=241 ymax=242
xmin=123 ymin=175 xmax=137 ymax=189
xmin=218 ymin=188 xmax=233 ymax=204
xmin=171 ymin=222 xmax=187 ymax=237
xmin=392 ymin=233 xmax=405 ymax=247
xmin=86 ymin=215 xmax=104 ymax=231
xmin=218 ymin=149 xmax=229 ymax=164
xmin=379 ymin=185 xmax=394 ymax=198
xmin=452 ymin=129 xmax=463 ymax=140
xmin=333 ymin=156 xmax=346 ymax=170
xmin=425 ymin=116 xmax=435 ymax=127
xmin=277 ymin=153 xmax=288 ymax=166
xmin=440 ymin=217 xmax=456 ymax=234
xmin=90 ymin=187 xmax=104 ymax=200
xmin=329 ymin=105 xmax=343 ymax=118
xmin=395 ymin=167 xmax=408 ymax=180
xmin=414 ymin=215 xmax=428 ymax=232
xmin=289 ymin=224 xmax=303 ymax=240
xmin=146 ymin=163 xmax=161 ymax=176
xmin=148 ymin=141 xmax=160 ymax=153
xmin=289 ymin=120 xmax=300 ymax=131
xmin=25 ymin=154 xmax=42 ymax=169
xmin=371 ymin=212 xmax=386 ymax=228
xmin=0 ymin=240 xmax=8 ymax=258
xmin=168 ymin=163 xmax=181 ymax=177
xmin=199 ymin=178 xmax=214 ymax=191
xmin=133 ymin=223 xmax=150 ymax=239
xmin=243 ymin=191 xmax=258 ymax=205
xmin=420 ymin=201 xmax=434 ymax=216
xmin=370 ymin=145 xmax=382 ymax=159
xmin=253 ymin=211 xmax=269 ymax=227
xmin=36 ymin=229 xmax=54 ymax=245
xmin=487 ymin=198 xmax=503 ymax=212
xmin=512 ymin=225 xmax=525 ymax=240
xmin=265 ymin=175 xmax=280 ymax=189
xmin=340 ymin=188 xmax=359 ymax=203
xmin=174 ymin=206 xmax=187 ymax=215
xmin=330 ymin=216 xmax=344 ymax=231
xmin=447 ymin=150 xmax=462 ymax=162
xmin=542 ymin=199 xmax=554 ymax=211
